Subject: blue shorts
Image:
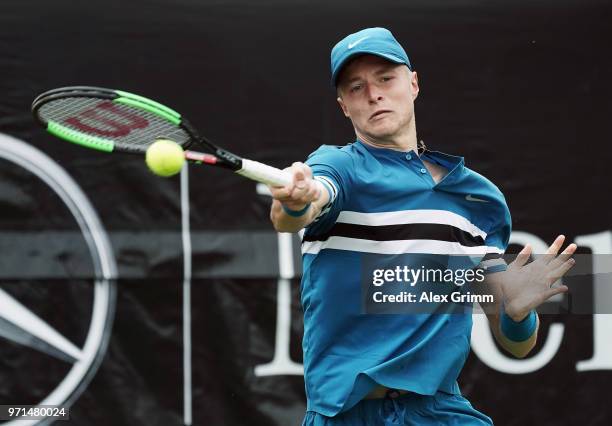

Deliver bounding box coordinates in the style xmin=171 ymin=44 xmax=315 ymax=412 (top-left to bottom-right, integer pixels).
xmin=302 ymin=391 xmax=493 ymax=426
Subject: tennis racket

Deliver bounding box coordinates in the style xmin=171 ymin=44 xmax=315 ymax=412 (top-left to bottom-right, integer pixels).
xmin=31 ymin=86 xmax=292 ymax=186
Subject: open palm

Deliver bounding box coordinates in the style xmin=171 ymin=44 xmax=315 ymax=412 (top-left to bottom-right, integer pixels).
xmin=501 ymin=235 xmax=577 ymax=321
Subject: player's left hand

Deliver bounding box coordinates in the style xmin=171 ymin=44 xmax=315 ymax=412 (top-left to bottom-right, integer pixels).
xmin=500 ymin=235 xmax=577 ymax=321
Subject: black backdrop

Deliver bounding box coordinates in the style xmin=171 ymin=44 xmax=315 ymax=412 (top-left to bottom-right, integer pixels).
xmin=1 ymin=0 xmax=611 ymax=425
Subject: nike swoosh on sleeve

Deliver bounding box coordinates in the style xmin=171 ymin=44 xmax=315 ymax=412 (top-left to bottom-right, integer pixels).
xmin=465 ymin=195 xmax=489 ymax=203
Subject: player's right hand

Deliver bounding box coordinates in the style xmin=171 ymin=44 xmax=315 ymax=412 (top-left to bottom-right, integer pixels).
xmin=269 ymin=162 xmax=321 ymax=211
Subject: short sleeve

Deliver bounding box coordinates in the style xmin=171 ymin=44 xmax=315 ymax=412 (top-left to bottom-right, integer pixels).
xmin=305 ymin=145 xmax=353 ymax=221
xmin=478 ymin=198 xmax=512 ymax=274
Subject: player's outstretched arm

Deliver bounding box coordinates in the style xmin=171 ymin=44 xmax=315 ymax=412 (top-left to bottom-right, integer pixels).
xmin=481 ymin=235 xmax=577 ymax=358
xmin=269 ymin=162 xmax=330 ymax=233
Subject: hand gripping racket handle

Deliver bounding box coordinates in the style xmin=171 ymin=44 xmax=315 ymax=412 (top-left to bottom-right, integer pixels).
xmin=236 ymin=159 xmax=293 ymax=187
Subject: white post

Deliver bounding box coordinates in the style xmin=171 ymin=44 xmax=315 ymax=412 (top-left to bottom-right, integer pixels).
xmin=254 ymin=184 xmax=304 ymax=376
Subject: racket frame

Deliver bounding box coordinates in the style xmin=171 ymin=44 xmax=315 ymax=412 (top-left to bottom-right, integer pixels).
xmin=32 ymin=86 xmax=242 ymax=171
xmin=32 ymin=86 xmax=292 ymax=186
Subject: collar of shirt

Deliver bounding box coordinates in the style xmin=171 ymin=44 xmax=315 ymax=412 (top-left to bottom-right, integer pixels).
xmin=354 ymin=139 xmax=465 ymax=184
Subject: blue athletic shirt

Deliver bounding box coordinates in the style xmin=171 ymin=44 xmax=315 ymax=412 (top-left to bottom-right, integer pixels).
xmin=300 ymin=140 xmax=511 ymax=416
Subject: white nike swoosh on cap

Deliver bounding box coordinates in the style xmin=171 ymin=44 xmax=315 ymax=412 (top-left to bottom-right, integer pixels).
xmin=465 ymin=194 xmax=489 ymax=203
xmin=348 ymin=36 xmax=370 ymax=49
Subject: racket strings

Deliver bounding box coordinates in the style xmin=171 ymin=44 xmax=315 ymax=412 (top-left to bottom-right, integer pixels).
xmin=37 ymin=97 xmax=191 ymax=151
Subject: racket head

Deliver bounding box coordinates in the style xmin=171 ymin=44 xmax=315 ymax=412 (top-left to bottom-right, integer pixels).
xmin=32 ymin=86 xmax=200 ymax=155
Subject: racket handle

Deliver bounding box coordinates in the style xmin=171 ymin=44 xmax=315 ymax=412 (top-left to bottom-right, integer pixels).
xmin=237 ymin=159 xmax=292 ymax=187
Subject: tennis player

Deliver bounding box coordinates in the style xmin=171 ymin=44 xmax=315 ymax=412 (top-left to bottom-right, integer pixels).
xmin=269 ymin=27 xmax=576 ymax=425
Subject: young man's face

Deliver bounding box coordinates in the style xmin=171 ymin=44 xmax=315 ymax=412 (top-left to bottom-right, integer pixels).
xmin=336 ymin=55 xmax=419 ymax=145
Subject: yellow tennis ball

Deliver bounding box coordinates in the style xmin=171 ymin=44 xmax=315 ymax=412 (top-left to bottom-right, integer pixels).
xmin=145 ymin=139 xmax=185 ymax=177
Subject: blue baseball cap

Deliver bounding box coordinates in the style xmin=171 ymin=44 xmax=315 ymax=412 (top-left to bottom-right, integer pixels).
xmin=330 ymin=27 xmax=412 ymax=87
